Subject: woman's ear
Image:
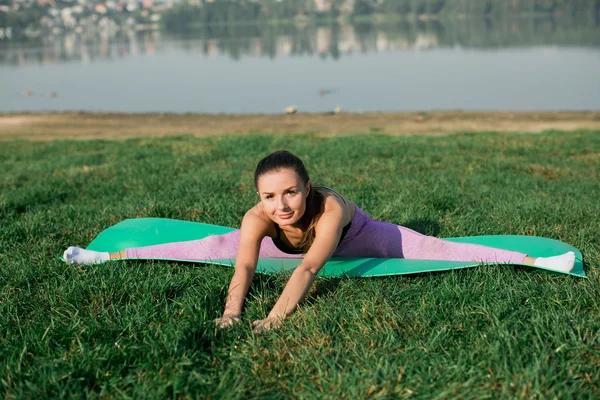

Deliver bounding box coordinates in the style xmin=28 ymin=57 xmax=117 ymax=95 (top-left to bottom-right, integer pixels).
xmin=305 ymin=180 xmax=311 ymax=197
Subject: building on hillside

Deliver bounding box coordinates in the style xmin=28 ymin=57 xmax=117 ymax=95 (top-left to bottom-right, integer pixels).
xmin=95 ymin=3 xmax=107 ymax=14
xmin=314 ymin=0 xmax=332 ymax=12
xmin=338 ymin=0 xmax=354 ymax=15
xmin=126 ymin=0 xmax=138 ymax=12
xmin=37 ymin=0 xmax=56 ymax=7
xmin=61 ymin=8 xmax=76 ymax=28
xmin=315 ymin=0 xmax=355 ymax=14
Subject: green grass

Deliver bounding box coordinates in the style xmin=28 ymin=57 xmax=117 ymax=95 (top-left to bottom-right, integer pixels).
xmin=1 ymin=130 xmax=599 ymax=398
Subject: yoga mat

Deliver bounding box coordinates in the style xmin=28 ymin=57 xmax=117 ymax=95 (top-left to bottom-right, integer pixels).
xmin=86 ymin=218 xmax=586 ymax=278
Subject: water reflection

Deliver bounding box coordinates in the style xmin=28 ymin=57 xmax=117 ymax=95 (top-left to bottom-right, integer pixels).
xmin=1 ymin=16 xmax=599 ymax=67
xmin=0 ymin=30 xmax=160 ymax=66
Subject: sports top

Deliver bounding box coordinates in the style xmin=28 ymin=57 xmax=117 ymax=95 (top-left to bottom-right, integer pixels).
xmin=271 ymin=186 xmax=352 ymax=254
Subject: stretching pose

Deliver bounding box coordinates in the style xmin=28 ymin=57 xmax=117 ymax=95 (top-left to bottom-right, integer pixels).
xmin=64 ymin=150 xmax=575 ymax=332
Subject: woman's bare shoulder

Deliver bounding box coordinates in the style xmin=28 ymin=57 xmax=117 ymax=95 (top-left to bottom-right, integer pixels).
xmin=242 ymin=203 xmax=276 ymax=237
xmin=317 ymin=189 xmax=356 ymax=225
xmin=321 ymin=191 xmax=344 ymax=212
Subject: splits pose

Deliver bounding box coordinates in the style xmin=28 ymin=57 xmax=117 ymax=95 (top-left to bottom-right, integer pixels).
xmin=64 ymin=150 xmax=575 ymax=332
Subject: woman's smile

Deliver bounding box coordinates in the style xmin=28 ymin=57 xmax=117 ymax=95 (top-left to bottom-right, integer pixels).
xmin=278 ymin=212 xmax=294 ymax=220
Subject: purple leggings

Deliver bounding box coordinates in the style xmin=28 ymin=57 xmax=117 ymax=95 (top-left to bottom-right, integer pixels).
xmin=127 ymin=206 xmax=527 ymax=263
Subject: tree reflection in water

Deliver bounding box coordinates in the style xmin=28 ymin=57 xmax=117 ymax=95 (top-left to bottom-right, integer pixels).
xmin=1 ymin=16 xmax=599 ymax=67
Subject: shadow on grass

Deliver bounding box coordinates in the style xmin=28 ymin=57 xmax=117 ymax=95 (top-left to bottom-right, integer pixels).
xmin=246 ymin=271 xmax=344 ymax=308
xmin=402 ymin=218 xmax=441 ymax=236
xmin=178 ymin=324 xmax=222 ymax=355
xmin=246 ymin=273 xmax=283 ymax=295
xmin=306 ymin=277 xmax=342 ymax=303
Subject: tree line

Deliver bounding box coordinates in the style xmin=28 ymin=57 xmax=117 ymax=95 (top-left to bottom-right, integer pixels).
xmin=163 ymin=0 xmax=600 ymax=31
xmin=370 ymin=0 xmax=598 ymax=16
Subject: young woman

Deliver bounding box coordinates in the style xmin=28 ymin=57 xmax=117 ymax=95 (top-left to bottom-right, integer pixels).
xmin=64 ymin=150 xmax=575 ymax=333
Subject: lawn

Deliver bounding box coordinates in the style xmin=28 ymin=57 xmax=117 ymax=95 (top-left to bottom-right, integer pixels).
xmin=1 ymin=130 xmax=599 ymax=398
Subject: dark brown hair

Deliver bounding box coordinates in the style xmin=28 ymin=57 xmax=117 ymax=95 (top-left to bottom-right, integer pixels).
xmin=254 ymin=150 xmax=324 ymax=252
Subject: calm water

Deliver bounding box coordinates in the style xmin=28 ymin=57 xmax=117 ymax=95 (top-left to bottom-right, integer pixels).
xmin=1 ymin=19 xmax=599 ymax=113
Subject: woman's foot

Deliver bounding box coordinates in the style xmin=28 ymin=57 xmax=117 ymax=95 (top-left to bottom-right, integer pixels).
xmin=533 ymin=251 xmax=576 ymax=273
xmin=63 ymin=247 xmax=110 ymax=265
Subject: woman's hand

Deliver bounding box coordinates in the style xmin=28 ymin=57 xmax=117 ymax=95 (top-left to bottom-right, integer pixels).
xmin=252 ymin=315 xmax=283 ymax=334
xmin=213 ymin=315 xmax=241 ymax=329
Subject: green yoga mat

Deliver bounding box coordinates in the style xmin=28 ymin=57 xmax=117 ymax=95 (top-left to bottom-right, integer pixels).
xmin=86 ymin=218 xmax=586 ymax=278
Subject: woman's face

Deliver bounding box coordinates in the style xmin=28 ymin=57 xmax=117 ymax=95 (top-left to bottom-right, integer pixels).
xmin=256 ymin=168 xmax=310 ymax=227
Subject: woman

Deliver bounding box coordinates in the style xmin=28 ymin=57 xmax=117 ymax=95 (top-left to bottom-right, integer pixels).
xmin=64 ymin=150 xmax=575 ymax=333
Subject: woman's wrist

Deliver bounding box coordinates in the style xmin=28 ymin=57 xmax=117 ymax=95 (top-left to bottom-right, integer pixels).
xmin=222 ymin=311 xmax=241 ymax=319
xmin=267 ymin=311 xmax=286 ymax=320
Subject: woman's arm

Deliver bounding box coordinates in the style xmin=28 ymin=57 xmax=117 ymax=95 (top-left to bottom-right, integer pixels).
xmin=215 ymin=210 xmax=270 ymax=327
xmin=252 ymin=201 xmax=345 ymax=333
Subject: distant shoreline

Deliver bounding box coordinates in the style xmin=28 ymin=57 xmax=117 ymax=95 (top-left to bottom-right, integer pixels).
xmin=1 ymin=111 xmax=599 ymax=141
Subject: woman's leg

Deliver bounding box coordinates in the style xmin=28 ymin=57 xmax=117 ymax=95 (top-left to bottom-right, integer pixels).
xmin=370 ymin=220 xmax=528 ymax=263
xmin=394 ymin=226 xmax=574 ymax=272
xmin=65 ymin=230 xmax=303 ymax=265
xmin=336 ymin=218 xmax=574 ymax=271
xmin=124 ymin=230 xmax=242 ymax=261
xmin=336 ymin=219 xmax=527 ymax=262
xmin=396 ymin=225 xmax=528 ymax=263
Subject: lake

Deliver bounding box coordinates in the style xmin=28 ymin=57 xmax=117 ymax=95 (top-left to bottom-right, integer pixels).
xmin=1 ymin=18 xmax=599 ymax=114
